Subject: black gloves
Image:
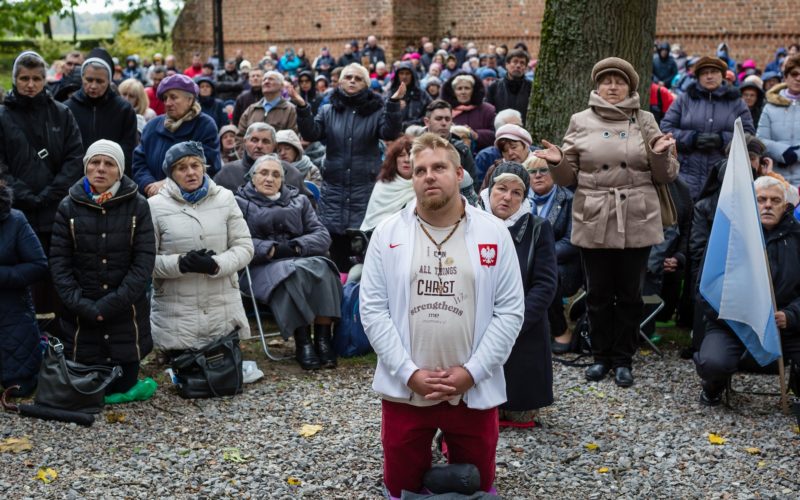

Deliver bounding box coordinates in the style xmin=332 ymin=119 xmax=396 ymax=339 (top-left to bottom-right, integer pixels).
xmin=179 ymin=249 xmax=219 ymax=275
xmin=694 ymin=133 xmax=723 ymax=151
xmin=783 ymin=145 xmax=800 ymax=165
xmin=271 ymin=242 xmax=297 ymax=260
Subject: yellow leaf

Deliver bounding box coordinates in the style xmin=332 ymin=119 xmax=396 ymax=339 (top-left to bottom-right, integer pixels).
xmin=34 ymin=467 xmax=58 ymax=484
xmin=597 ymin=467 xmax=609 ymax=473
xmin=105 ymin=412 xmax=126 ymax=424
xmin=287 ymin=476 xmax=301 ymax=486
xmin=640 ymin=349 xmax=652 ymax=356
xmin=585 ymin=443 xmax=599 ymax=451
xmin=222 ymin=448 xmax=249 ymax=463
xmin=794 ymin=426 xmax=799 ymax=434
xmin=744 ymin=447 xmax=761 ymax=455
xmin=708 ymin=433 xmax=726 ymax=445
xmin=0 ymin=437 xmax=32 ymax=454
xmin=298 ymin=424 xmax=323 ymax=438
xmin=757 ymin=461 xmax=766 ymax=468
xmin=611 ymin=414 xmax=624 ymax=419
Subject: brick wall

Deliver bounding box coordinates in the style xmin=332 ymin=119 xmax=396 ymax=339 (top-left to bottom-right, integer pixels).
xmin=173 ymin=0 xmax=799 ymax=71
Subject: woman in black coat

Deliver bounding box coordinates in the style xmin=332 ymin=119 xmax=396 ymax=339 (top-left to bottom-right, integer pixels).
xmin=288 ymin=63 xmax=404 ymax=271
xmin=236 ymin=154 xmax=342 ymax=371
xmin=482 ymin=163 xmax=558 ymax=426
xmin=0 ymin=181 xmax=48 ymax=397
xmin=49 ymin=140 xmax=157 ymax=402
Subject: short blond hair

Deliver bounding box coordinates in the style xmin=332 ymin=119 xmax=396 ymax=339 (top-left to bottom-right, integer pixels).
xmin=523 ymin=156 xmax=547 ymax=171
xmin=410 ymin=132 xmax=461 ymax=170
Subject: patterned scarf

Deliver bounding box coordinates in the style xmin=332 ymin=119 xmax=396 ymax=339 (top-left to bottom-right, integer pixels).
xmin=452 ymin=104 xmax=477 ymax=118
xmin=180 ymin=175 xmax=210 ymax=204
xmin=164 ymin=101 xmax=202 ymax=133
xmin=83 ymin=177 xmax=120 ymax=205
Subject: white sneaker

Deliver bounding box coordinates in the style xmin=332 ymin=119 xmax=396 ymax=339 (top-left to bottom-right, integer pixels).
xmin=241 ymin=360 xmax=264 ymax=384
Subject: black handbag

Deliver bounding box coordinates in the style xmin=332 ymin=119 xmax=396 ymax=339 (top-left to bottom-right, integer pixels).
xmin=35 ymin=337 xmax=122 ymax=414
xmin=171 ymin=329 xmax=243 ymax=399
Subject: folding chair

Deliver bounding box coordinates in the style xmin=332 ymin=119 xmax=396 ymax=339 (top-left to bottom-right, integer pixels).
xmin=724 ymin=355 xmax=795 ymax=410
xmin=639 ymin=295 xmax=665 ymax=357
xmin=241 ymin=266 xmax=291 ymax=361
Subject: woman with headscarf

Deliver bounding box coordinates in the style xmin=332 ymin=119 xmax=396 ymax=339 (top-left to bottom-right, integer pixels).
xmin=235 ymin=154 xmax=342 ymax=370
xmin=132 ymin=74 xmax=222 ymax=198
xmin=49 ymin=140 xmax=157 ymax=403
xmin=148 ymin=141 xmax=254 ymax=353
xmin=441 ymin=72 xmax=497 ymax=151
xmin=535 ymin=57 xmax=679 ymax=387
xmin=481 ymin=162 xmax=557 ymax=426
xmin=288 ymin=63 xmax=404 ymax=271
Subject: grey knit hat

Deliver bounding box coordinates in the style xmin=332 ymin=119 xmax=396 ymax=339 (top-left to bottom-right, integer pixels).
xmin=83 ymin=139 xmax=125 ymax=179
xmin=489 ymin=161 xmax=530 ymax=193
xmin=162 ymin=141 xmax=206 ymax=176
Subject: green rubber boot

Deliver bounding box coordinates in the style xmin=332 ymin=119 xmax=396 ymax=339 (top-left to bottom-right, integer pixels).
xmin=104 ymin=378 xmax=158 ymax=405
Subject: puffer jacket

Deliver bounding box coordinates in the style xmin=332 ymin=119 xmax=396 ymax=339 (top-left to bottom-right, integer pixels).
xmin=0 ymin=89 xmax=84 ymax=234
xmin=661 ymin=82 xmax=754 ymax=199
xmin=132 ymin=111 xmax=222 ymax=194
xmin=0 ymin=185 xmax=48 ymax=385
xmin=297 ymin=88 xmax=402 ymax=234
xmin=64 ymin=88 xmax=138 ymax=177
xmin=551 ymin=92 xmax=679 ymax=249
xmin=148 ymin=177 xmax=254 ymax=351
xmin=235 ymin=182 xmax=336 ymax=304
xmin=757 ymin=83 xmax=800 ymax=185
xmin=49 ymin=176 xmax=155 ymax=364
xmin=389 ymin=62 xmax=432 ymax=130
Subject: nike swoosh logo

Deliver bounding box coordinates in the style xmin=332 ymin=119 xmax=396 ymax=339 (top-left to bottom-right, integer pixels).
xmin=389 ymin=243 xmax=401 ymax=248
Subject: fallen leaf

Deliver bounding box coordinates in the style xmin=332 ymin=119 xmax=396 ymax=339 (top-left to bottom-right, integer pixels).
xmin=640 ymin=349 xmax=652 ymax=356
xmin=511 ymin=446 xmax=524 ymax=453
xmin=611 ymin=414 xmax=624 ymax=419
xmin=597 ymin=467 xmax=609 ymax=473
xmin=0 ymin=437 xmax=32 ymax=453
xmin=34 ymin=467 xmax=57 ymax=484
xmin=708 ymin=433 xmax=726 ymax=445
xmin=222 ymin=448 xmax=253 ymax=463
xmin=178 ymin=449 xmax=191 ymax=456
xmin=585 ymin=443 xmax=599 ymax=451
xmin=267 ymin=339 xmax=284 ymax=347
xmin=298 ymin=424 xmax=323 ymax=438
xmin=794 ymin=426 xmax=799 ymax=434
xmin=287 ymin=476 xmax=301 ymax=486
xmin=744 ymin=447 xmax=761 ymax=455
xmin=757 ymin=460 xmax=766 ymax=468
xmin=105 ymin=412 xmax=126 ymax=424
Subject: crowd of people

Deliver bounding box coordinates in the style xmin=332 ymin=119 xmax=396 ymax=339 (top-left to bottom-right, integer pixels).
xmin=1 ymin=35 xmax=800 ymax=497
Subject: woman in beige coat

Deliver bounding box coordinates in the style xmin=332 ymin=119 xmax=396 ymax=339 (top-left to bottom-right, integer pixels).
xmin=149 ymin=141 xmax=254 ymax=352
xmin=536 ymin=57 xmax=678 ymax=387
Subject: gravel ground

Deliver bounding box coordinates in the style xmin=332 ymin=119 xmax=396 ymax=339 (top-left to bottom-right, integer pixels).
xmin=1 ymin=337 xmax=798 ymax=499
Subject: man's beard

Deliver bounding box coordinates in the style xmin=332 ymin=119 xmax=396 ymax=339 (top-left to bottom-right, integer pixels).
xmin=419 ymin=193 xmax=451 ymax=211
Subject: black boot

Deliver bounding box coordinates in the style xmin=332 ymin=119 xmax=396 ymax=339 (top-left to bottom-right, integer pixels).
xmin=313 ymin=324 xmax=337 ymax=369
xmin=294 ymin=327 xmax=321 ymax=370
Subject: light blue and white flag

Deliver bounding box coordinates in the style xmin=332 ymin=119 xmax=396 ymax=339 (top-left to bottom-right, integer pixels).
xmin=699 ymin=118 xmax=782 ymax=366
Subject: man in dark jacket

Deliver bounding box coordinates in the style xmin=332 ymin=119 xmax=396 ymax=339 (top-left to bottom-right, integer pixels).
xmin=214 ymin=122 xmax=310 ymax=198
xmin=65 ymin=48 xmax=138 ymax=177
xmin=215 ymin=59 xmax=244 ymax=101
xmin=361 ymin=35 xmax=386 ymax=70
xmin=336 ymin=43 xmax=360 ymax=69
xmin=652 ymin=42 xmax=678 ymax=87
xmin=486 ymin=49 xmax=532 ymax=122
xmin=422 ymin=99 xmax=476 ymax=179
xmin=694 ymin=177 xmax=800 ymax=406
xmin=195 ymin=76 xmax=229 ymax=130
xmin=390 ymin=62 xmax=432 ymax=130
xmin=232 ymin=67 xmax=263 ymax=128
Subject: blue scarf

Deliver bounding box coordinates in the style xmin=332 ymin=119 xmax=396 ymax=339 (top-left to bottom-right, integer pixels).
xmin=530 ymin=186 xmax=556 ymax=217
xmin=180 ymin=175 xmax=210 ymax=204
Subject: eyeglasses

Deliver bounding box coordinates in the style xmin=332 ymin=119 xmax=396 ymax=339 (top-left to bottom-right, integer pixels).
xmin=788 ymin=71 xmax=800 ymax=79
xmin=527 ymin=168 xmax=550 ymax=176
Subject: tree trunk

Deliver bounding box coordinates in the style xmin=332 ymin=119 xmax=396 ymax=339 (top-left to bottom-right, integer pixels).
xmin=155 ymin=0 xmax=166 ymax=38
xmin=43 ymin=17 xmax=53 ymax=39
xmin=70 ymin=5 xmax=78 ymax=44
xmin=527 ymin=0 xmax=658 ymax=144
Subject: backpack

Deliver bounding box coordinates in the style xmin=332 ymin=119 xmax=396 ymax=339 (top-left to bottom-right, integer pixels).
xmin=333 ymin=282 xmax=373 ymax=357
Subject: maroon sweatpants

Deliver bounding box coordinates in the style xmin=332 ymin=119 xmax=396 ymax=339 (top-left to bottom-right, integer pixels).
xmin=381 ymin=399 xmax=499 ymax=497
